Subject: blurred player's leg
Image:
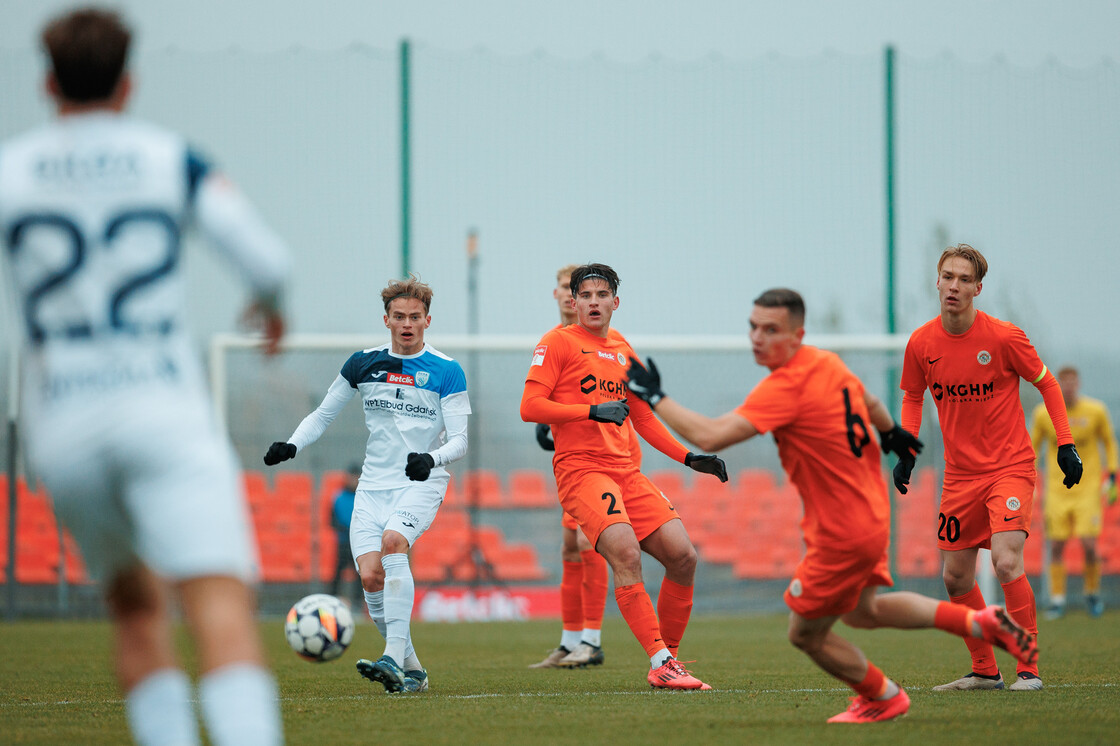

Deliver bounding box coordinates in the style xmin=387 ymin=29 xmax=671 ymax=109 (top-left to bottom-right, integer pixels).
xmin=112 ymin=566 xmax=200 ymax=746
xmin=788 ymin=613 xmax=908 ymax=723
xmin=1082 ymin=535 xmax=1104 ymax=617
xmin=179 ymin=576 xmax=281 ymax=746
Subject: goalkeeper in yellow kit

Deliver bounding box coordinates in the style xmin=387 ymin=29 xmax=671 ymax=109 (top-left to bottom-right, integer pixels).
xmin=1030 ymin=366 xmax=1118 ymax=618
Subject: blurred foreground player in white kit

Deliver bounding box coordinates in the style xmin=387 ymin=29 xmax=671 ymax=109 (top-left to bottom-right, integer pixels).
xmin=264 ymin=276 xmax=471 ymax=694
xmin=0 ymin=8 xmax=289 ymax=745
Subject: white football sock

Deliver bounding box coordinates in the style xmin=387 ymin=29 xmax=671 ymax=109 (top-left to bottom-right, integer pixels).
xmin=198 ymin=662 xmax=281 ymax=746
xmin=581 ymin=628 xmax=602 ymax=647
xmin=365 ymin=587 xmax=418 ymax=667
xmin=877 ymin=678 xmax=901 ymax=700
xmin=560 ymin=629 xmax=582 ymax=651
xmin=650 ymin=648 xmax=673 ymax=669
xmin=125 ymin=668 xmax=199 ymax=746
xmin=381 ymin=553 xmax=415 ymax=665
xmin=365 ymin=589 xmax=387 ymax=638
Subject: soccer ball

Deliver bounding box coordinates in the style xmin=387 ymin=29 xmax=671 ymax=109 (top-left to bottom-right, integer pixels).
xmin=284 ymin=593 xmax=355 ymax=662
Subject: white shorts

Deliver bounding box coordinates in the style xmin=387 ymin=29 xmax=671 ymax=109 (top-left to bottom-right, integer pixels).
xmin=25 ymin=391 xmax=258 ymax=583
xmin=349 ymin=483 xmax=444 ymax=561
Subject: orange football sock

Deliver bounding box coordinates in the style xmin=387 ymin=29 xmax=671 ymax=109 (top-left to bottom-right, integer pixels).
xmin=934 ymin=601 xmax=974 ymax=639
xmin=851 ymin=662 xmax=888 ymax=699
xmin=1001 ymin=573 xmax=1039 ymax=676
xmin=560 ymin=560 xmax=583 ymax=634
xmin=579 ymin=550 xmax=608 ymax=630
xmin=614 ymin=583 xmax=666 ymax=659
xmin=656 ymin=577 xmax=693 ymax=657
xmin=951 ymin=583 xmax=999 ymax=676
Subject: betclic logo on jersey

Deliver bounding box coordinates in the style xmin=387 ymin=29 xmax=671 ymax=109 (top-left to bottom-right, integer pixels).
xmin=388 ymin=372 xmax=414 ymax=386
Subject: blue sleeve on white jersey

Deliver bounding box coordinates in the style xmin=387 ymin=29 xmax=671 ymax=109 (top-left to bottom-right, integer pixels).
xmin=186 ymin=147 xmax=211 ymax=204
xmin=340 ymin=351 xmax=364 ymax=388
xmin=439 ymin=361 xmax=468 ymax=398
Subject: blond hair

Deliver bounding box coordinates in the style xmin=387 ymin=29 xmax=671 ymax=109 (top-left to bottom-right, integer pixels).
xmin=937 ymin=243 xmax=988 ymax=282
xmin=556 ymin=264 xmax=581 ymax=282
xmin=381 ymin=275 xmax=433 ymax=313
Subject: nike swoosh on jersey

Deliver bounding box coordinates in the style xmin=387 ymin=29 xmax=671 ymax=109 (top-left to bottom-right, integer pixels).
xmin=1003 ymin=516 xmax=1017 ymax=522
xmin=580 ymin=349 xmax=597 ymax=354
xmin=927 ymin=356 xmax=943 ymax=365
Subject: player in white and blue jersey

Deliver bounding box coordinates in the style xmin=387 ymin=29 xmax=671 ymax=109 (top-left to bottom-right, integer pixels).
xmin=0 ymin=9 xmax=288 ymax=746
xmin=264 ymin=276 xmax=471 ymax=693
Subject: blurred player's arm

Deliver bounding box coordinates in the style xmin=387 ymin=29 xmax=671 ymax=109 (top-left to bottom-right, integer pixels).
xmin=265 ymin=375 xmax=354 ymax=464
xmin=1099 ymin=405 xmax=1119 ymax=504
xmin=1029 ymin=404 xmax=1049 ymax=464
xmin=627 ymin=356 xmax=755 ymax=452
xmin=191 ymin=154 xmax=291 ymax=354
xmin=647 ymin=396 xmax=757 ymax=454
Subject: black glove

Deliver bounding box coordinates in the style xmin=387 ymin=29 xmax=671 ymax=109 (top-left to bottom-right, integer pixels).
xmin=589 ymin=400 xmax=629 ymax=426
xmin=626 ymin=357 xmax=665 ymax=408
xmin=878 ymin=425 xmax=923 ymax=460
xmin=263 ymin=441 xmax=296 ymax=466
xmin=893 ymin=456 xmax=915 ymax=494
xmin=685 ymin=452 xmax=728 ymax=483
xmin=405 ymin=452 xmax=436 ymax=481
xmin=1057 ymin=444 xmax=1083 ymax=489
xmin=535 ymin=423 xmax=555 ymax=452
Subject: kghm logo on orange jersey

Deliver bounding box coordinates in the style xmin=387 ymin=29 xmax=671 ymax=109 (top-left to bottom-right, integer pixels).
xmin=931 ymin=380 xmax=994 ymax=401
xmin=580 ymin=374 xmax=626 ymax=397
xmin=388 ymin=372 xmax=414 ymax=386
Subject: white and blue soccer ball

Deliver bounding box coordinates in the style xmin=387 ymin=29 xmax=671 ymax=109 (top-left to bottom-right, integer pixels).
xmin=285 ymin=593 xmax=355 ymax=662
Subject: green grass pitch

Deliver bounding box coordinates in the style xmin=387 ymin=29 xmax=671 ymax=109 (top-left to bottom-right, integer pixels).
xmin=3 ymin=611 xmax=1118 ymax=744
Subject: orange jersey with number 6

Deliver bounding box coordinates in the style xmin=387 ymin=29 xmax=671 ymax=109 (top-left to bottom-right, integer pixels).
xmin=735 ymin=345 xmax=889 ymax=548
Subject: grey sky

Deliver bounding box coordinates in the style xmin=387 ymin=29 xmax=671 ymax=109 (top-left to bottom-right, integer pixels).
xmin=4 ymin=0 xmax=1120 ymax=66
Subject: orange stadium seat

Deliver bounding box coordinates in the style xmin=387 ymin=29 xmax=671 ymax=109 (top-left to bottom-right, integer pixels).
xmin=507 ymin=469 xmax=556 ymax=509
xmin=441 ymin=474 xmax=463 ymax=508
xmin=491 ymin=543 xmax=549 ymax=581
xmin=648 ymin=470 xmax=688 ymax=505
xmin=459 ymin=470 xmax=505 ymax=509
xmin=735 ymin=469 xmax=777 ymax=497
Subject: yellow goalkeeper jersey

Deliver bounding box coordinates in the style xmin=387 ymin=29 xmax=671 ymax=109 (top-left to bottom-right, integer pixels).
xmin=1031 ymin=396 xmax=1119 ymax=499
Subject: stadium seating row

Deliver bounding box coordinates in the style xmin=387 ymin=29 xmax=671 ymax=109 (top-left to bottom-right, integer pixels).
xmin=4 ymin=469 xmax=1120 ymax=584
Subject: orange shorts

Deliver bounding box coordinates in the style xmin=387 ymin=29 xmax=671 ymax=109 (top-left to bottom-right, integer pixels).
xmin=554 ymin=463 xmax=679 ymax=548
xmin=784 ymin=528 xmax=893 ymax=620
xmin=561 ymin=510 xmax=578 ymax=531
xmin=938 ymin=469 xmax=1035 ymax=550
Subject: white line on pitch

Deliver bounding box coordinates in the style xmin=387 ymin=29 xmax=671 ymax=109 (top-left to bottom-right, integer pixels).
xmin=3 ymin=681 xmax=1115 ymax=708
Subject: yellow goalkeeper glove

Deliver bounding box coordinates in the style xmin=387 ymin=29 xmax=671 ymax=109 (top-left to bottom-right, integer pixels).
xmin=1107 ymin=472 xmax=1117 ymax=506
